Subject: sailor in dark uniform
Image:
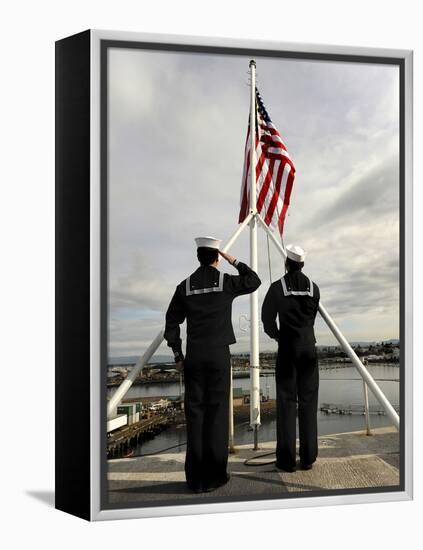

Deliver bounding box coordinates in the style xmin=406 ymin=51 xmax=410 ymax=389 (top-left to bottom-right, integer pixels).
xmin=261 ymin=244 xmax=320 ymax=472
xmin=164 ymin=236 xmax=261 ymax=493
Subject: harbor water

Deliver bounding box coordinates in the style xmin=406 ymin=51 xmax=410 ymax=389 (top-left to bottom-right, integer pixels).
xmin=108 ymin=363 xmax=399 ymax=456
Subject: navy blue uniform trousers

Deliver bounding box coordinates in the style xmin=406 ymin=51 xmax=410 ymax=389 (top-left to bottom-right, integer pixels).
xmin=183 ymin=345 xmax=231 ymax=490
xmin=276 ymin=344 xmax=319 ymax=468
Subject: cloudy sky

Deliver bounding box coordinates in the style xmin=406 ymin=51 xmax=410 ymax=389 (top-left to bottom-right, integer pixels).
xmin=107 ymin=47 xmax=399 ymax=358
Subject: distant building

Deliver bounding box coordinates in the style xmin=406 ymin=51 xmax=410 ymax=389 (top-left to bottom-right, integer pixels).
xmin=117 ymin=403 xmax=140 ymax=425
xmin=232 ymin=387 xmax=245 ymax=407
xmin=233 ymin=387 xmax=264 ymax=405
xmin=109 ymin=366 xmax=131 ymax=375
xmin=107 ymin=371 xmax=120 ymax=379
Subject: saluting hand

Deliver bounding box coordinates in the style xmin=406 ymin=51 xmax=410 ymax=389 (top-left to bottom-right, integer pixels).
xmin=218 ymin=250 xmax=236 ymax=265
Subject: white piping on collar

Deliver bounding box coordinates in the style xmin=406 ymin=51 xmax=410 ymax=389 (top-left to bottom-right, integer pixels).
xmin=281 ymin=275 xmax=314 ymax=297
xmin=186 ymin=271 xmax=224 ymax=296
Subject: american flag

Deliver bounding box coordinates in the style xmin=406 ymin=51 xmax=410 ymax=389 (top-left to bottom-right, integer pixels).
xmin=238 ymin=87 xmax=296 ymax=234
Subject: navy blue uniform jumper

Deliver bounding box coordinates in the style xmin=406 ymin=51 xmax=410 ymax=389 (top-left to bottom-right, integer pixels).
xmin=262 ymin=270 xmax=320 ymax=469
xmin=164 ymin=260 xmax=261 ymax=491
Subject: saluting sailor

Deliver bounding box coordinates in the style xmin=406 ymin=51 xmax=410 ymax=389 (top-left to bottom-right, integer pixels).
xmin=261 ymin=244 xmax=320 ymax=472
xmin=164 ymin=236 xmax=261 ymax=493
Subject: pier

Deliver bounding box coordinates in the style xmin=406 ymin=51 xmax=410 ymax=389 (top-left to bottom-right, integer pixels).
xmin=107 ymin=411 xmax=184 ymax=459
xmin=320 ymin=403 xmax=400 ymax=416
xmin=107 ymin=426 xmax=400 ymax=506
xmin=107 ymin=398 xmax=278 ymax=459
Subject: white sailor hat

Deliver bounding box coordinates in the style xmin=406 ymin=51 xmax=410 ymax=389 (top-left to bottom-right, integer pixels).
xmin=286 ymin=243 xmax=306 ymax=262
xmin=194 ymin=236 xmax=221 ymax=250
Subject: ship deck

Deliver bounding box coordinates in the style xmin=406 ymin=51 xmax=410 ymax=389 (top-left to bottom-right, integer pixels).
xmin=106 ymin=426 xmax=400 ymax=508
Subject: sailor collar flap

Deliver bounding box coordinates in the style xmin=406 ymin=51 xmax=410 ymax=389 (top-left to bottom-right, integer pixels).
xmin=281 ymin=273 xmax=314 ymax=297
xmin=185 ymin=269 xmax=224 ymax=296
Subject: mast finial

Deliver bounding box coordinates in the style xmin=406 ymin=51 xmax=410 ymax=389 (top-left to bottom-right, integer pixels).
xmin=249 ymin=59 xmax=256 ymax=68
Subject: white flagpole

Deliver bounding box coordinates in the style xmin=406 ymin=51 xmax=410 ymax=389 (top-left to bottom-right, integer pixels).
xmin=249 ymin=59 xmax=261 ymax=449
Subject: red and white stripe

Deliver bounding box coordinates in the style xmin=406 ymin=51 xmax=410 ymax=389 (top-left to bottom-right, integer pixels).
xmin=239 ymin=95 xmax=296 ymax=235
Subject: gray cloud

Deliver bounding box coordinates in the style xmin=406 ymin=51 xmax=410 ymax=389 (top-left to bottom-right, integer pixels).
xmin=306 ymin=155 xmax=399 ymax=230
